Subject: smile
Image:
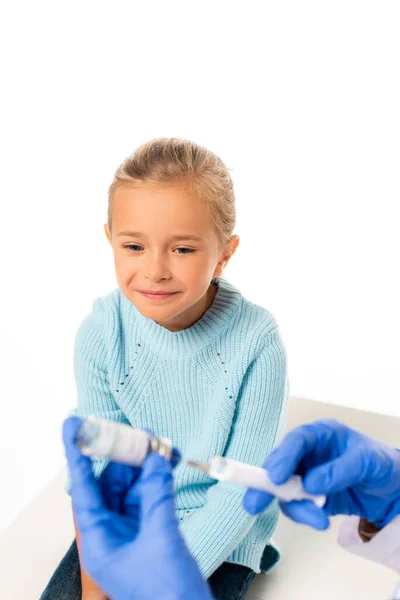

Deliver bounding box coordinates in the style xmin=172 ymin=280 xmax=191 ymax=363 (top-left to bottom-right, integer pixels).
xmin=138 ymin=291 xmax=179 ymax=300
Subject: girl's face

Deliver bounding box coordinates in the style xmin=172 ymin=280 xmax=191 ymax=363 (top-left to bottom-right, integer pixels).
xmin=105 ymin=182 xmax=239 ymax=332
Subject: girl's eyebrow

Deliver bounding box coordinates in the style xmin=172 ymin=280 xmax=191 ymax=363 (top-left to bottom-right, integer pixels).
xmin=170 ymin=235 xmax=203 ymax=242
xmin=117 ymin=231 xmax=203 ymax=242
xmin=117 ymin=230 xmax=144 ymax=238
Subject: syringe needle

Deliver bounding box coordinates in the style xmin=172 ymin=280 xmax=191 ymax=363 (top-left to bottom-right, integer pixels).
xmin=186 ymin=460 xmax=210 ymax=474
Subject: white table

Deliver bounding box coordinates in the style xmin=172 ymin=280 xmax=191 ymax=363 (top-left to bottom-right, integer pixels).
xmin=1 ymin=397 xmax=399 ymax=600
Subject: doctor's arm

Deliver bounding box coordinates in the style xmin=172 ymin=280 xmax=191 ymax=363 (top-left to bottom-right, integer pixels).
xmin=64 ymin=417 xmax=212 ymax=600
xmin=244 ymin=420 xmax=400 ymax=573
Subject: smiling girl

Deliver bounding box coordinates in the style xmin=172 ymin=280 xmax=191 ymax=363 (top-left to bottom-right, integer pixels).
xmin=40 ymin=138 xmax=288 ymax=600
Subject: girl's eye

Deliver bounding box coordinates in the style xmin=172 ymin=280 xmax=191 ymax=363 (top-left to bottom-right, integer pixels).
xmin=174 ymin=247 xmax=196 ymax=255
xmin=124 ymin=244 xmax=196 ymax=254
xmin=125 ymin=244 xmax=143 ymax=252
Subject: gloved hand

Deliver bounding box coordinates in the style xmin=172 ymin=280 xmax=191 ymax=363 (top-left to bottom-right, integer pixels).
xmin=243 ymin=419 xmax=400 ymax=530
xmin=63 ymin=417 xmax=212 ymax=600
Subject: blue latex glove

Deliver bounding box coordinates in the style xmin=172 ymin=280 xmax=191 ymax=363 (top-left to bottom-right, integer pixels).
xmin=243 ymin=419 xmax=400 ymax=530
xmin=63 ymin=417 xmax=212 ymax=600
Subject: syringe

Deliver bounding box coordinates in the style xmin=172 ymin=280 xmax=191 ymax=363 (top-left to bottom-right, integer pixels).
xmin=187 ymin=457 xmax=326 ymax=508
xmin=76 ymin=416 xmax=174 ymax=465
xmin=76 ymin=418 xmax=326 ymax=508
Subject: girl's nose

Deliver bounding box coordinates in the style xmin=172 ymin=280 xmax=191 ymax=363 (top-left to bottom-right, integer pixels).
xmin=144 ymin=253 xmax=171 ymax=281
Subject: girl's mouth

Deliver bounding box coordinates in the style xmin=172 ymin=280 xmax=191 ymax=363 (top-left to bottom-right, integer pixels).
xmin=138 ymin=291 xmax=179 ymax=300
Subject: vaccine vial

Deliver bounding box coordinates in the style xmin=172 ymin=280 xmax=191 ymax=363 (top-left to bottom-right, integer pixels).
xmin=76 ymin=416 xmax=173 ymax=466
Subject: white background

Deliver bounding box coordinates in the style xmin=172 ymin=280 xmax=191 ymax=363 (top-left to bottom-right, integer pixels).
xmin=1 ymin=2 xmax=399 ymax=532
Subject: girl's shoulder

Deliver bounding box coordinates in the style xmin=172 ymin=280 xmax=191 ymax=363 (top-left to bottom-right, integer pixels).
xmin=75 ymin=289 xmax=128 ymax=346
xmin=80 ymin=288 xmax=123 ymax=323
xmin=215 ymin=280 xmax=284 ymax=369
xmin=224 ymin=279 xmax=279 ymax=343
xmin=93 ymin=288 xmax=124 ymax=312
xmin=233 ymin=298 xmax=283 ymax=362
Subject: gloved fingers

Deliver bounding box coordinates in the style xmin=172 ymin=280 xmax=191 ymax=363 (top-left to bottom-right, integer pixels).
xmin=265 ymin=426 xmax=321 ymax=484
xmin=303 ymin=449 xmax=365 ymax=495
xmin=171 ymin=447 xmax=182 ymax=470
xmin=266 ymin=420 xmax=345 ymax=485
xmin=243 ymin=489 xmax=275 ymax=515
xmin=132 ymin=453 xmax=177 ymax=526
xmin=122 ymin=497 xmax=141 ymax=524
xmin=280 ymin=499 xmax=330 ymax=530
xmin=99 ymin=462 xmax=141 ymax=511
xmin=361 ymin=444 xmax=400 ymax=496
xmin=100 ymin=462 xmax=141 ymax=486
xmin=120 ymin=445 xmax=181 ymax=517
xmin=63 ymin=417 xmax=106 ymax=512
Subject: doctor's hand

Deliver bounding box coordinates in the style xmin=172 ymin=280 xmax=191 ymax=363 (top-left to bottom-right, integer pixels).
xmin=63 ymin=417 xmax=212 ymax=600
xmin=243 ymin=419 xmax=400 ymax=530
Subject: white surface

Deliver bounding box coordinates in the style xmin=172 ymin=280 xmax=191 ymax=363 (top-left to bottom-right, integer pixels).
xmin=1 ymin=1 xmax=399 ymax=532
xmin=1 ymin=397 xmax=399 ymax=600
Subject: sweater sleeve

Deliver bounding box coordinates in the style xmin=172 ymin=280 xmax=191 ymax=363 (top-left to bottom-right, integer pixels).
xmin=179 ymin=328 xmax=288 ymax=578
xmin=65 ymin=301 xmax=129 ymax=491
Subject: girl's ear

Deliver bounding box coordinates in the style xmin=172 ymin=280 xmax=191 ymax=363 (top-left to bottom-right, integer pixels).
xmin=104 ymin=223 xmax=112 ymax=245
xmin=213 ymin=235 xmax=240 ymax=277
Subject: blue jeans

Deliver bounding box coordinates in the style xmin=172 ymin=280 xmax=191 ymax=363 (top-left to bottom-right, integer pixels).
xmin=40 ymin=539 xmax=256 ymax=600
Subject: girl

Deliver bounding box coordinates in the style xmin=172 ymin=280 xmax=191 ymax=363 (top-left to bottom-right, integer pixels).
xmin=40 ymin=138 xmax=288 ymax=600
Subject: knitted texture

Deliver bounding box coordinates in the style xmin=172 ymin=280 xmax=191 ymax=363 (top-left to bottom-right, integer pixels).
xmin=71 ymin=277 xmax=288 ymax=578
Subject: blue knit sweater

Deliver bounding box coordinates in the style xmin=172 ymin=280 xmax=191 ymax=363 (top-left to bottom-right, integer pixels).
xmin=71 ymin=277 xmax=288 ymax=578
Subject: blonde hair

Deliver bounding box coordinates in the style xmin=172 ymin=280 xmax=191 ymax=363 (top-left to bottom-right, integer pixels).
xmin=108 ymin=138 xmax=236 ymax=246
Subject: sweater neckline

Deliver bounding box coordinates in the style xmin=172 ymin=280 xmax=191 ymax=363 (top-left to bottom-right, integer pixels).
xmin=125 ymin=277 xmax=242 ymax=355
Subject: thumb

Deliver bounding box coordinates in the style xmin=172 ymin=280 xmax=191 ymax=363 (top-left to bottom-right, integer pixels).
xmin=304 ymin=449 xmax=364 ymax=495
xmin=128 ymin=453 xmax=177 ymax=526
xmin=243 ymin=489 xmax=275 ymax=515
xmin=63 ymin=417 xmax=107 ymax=535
